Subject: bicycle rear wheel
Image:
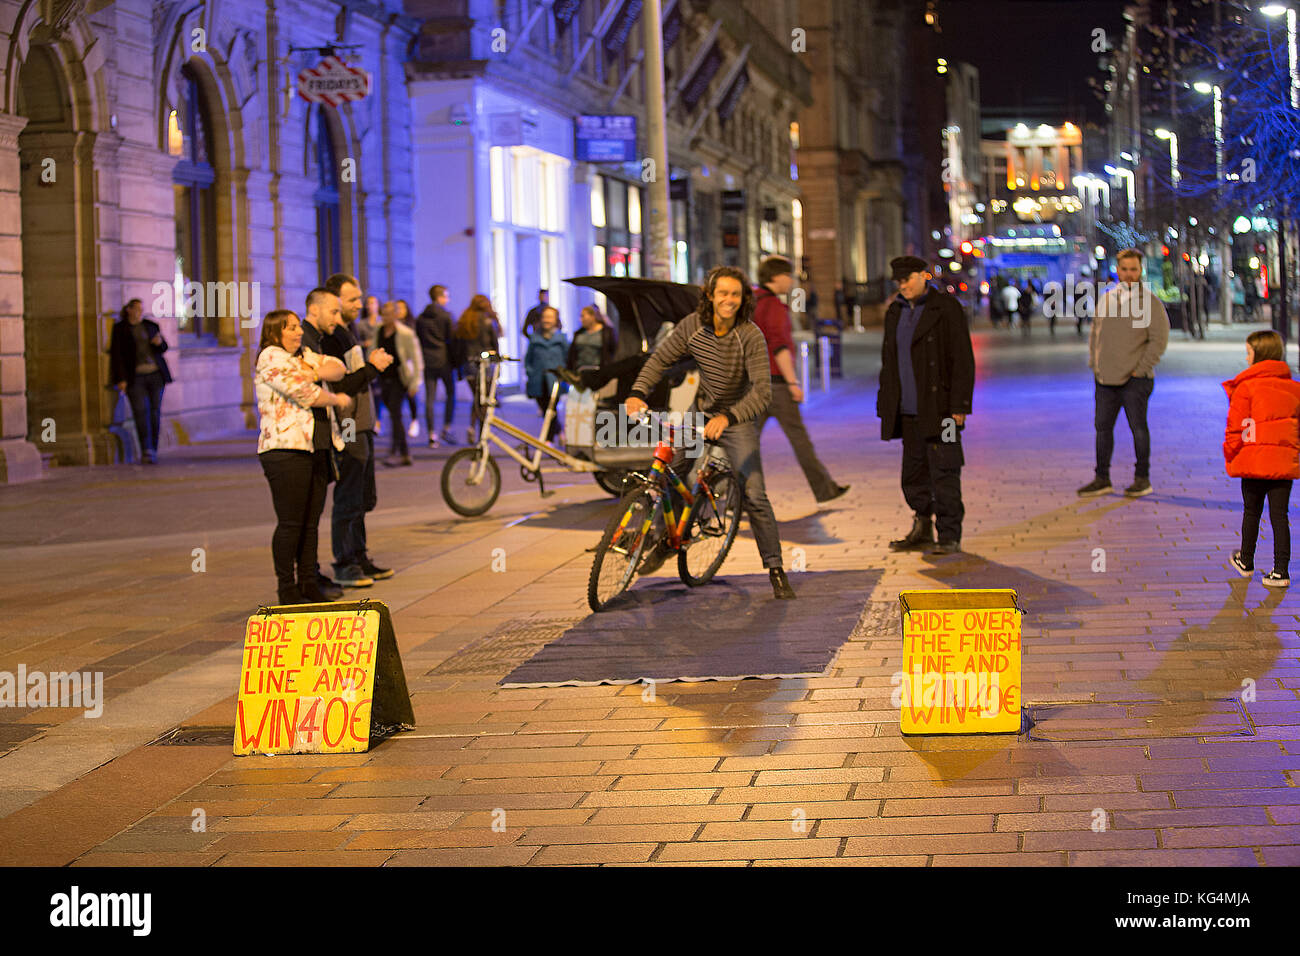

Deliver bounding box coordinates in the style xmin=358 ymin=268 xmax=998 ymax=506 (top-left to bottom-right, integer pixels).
xmin=589 ymin=484 xmax=660 ymax=612
xmin=678 ymin=465 xmax=742 ymax=586
xmin=441 ymin=446 xmax=501 ymax=516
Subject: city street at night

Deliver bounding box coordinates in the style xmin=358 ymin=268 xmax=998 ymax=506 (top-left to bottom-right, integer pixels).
xmin=1 ymin=0 xmax=1296 ymax=933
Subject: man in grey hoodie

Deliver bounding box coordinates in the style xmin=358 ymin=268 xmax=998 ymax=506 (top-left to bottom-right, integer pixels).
xmin=1078 ymin=248 xmax=1170 ymax=498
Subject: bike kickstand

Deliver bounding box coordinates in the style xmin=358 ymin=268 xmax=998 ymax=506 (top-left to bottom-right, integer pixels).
xmin=536 ymin=466 xmax=555 ymax=498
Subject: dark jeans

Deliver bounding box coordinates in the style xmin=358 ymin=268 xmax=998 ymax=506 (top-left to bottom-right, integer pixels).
xmin=762 ymin=380 xmax=839 ymax=501
xmin=1241 ymin=478 xmax=1293 ymax=573
xmin=380 ymin=378 xmax=409 ymax=456
xmin=680 ymin=421 xmax=783 ymax=569
xmin=332 ymin=431 xmax=376 ymax=567
xmin=423 ymin=365 xmax=456 ymax=431
xmin=127 ymin=371 xmax=166 ymax=454
xmin=534 ymin=396 xmax=560 ymax=441
xmin=260 ymin=449 xmax=330 ymax=595
xmin=900 ymin=414 xmax=965 ymax=542
xmin=1095 ymin=376 xmax=1154 ymax=481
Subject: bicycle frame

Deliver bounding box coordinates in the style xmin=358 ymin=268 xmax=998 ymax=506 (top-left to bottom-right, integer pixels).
xmin=619 ymin=417 xmax=724 ymax=553
xmin=464 ymin=354 xmax=601 ymax=484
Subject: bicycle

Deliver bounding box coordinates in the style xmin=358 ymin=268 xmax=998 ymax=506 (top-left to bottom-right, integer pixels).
xmin=587 ymin=411 xmax=742 ymax=612
xmin=440 ymin=352 xmax=609 ymax=517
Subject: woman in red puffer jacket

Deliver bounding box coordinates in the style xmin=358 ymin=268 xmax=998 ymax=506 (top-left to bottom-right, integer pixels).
xmin=1223 ymin=330 xmax=1300 ymax=587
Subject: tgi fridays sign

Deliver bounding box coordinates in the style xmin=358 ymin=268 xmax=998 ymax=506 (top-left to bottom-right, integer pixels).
xmin=298 ymin=56 xmax=372 ymax=106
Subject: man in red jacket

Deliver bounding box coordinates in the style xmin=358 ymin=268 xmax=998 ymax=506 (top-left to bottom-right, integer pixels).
xmin=752 ymin=256 xmax=849 ymax=505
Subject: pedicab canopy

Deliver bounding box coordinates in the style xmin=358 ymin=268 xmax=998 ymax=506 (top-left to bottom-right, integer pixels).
xmin=564 ymin=276 xmax=701 ymax=359
xmin=897 ymin=589 xmax=1023 ymax=734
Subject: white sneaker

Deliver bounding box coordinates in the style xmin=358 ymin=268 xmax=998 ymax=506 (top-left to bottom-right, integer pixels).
xmin=408 ymin=420 xmax=420 ymax=439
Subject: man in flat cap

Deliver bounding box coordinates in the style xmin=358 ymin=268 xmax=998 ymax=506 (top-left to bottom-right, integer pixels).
xmin=877 ymin=256 xmax=976 ymax=554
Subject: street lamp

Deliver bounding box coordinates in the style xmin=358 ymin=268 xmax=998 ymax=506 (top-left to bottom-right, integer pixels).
xmin=1263 ymin=4 xmax=1299 ymax=108
xmin=1104 ymin=164 xmax=1136 ymax=222
xmin=1155 ymin=128 xmax=1180 ymax=187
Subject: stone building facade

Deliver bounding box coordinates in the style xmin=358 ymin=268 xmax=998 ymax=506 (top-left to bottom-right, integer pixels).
xmin=1 ymin=0 xmax=417 ymax=482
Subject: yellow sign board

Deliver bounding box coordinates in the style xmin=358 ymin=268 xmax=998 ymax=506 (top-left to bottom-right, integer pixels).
xmin=898 ymin=589 xmax=1022 ymax=734
xmin=235 ymin=608 xmax=381 ymax=755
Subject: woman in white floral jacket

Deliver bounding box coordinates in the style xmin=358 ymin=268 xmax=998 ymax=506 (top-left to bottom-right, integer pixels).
xmin=255 ymin=310 xmax=351 ymax=604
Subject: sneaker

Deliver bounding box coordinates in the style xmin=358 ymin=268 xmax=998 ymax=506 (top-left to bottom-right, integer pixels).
xmin=1124 ymin=478 xmax=1153 ymax=498
xmin=1230 ymin=550 xmax=1254 ymax=577
xmin=441 ymin=428 xmax=458 ymax=445
xmin=359 ymin=557 xmax=394 ymax=580
xmin=1263 ymin=570 xmax=1290 ymax=588
xmin=428 ymin=434 xmax=440 ymax=449
xmin=332 ymin=564 xmax=375 ymax=587
xmin=1077 ymin=477 xmax=1112 ymax=497
xmin=408 ymin=420 xmax=420 ymax=439
xmin=400 ymin=455 xmax=413 ymax=466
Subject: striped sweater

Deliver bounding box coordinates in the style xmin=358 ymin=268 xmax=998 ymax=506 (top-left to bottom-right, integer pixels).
xmin=630 ymin=311 xmax=771 ymax=424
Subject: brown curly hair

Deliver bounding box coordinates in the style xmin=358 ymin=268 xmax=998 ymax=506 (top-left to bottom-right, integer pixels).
xmin=697 ymin=266 xmax=755 ymax=326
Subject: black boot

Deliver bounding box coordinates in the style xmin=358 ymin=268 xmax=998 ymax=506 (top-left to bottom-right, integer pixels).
xmin=770 ymin=568 xmax=797 ymax=599
xmin=276 ymin=584 xmax=305 ymax=606
xmin=889 ymin=514 xmax=934 ymax=551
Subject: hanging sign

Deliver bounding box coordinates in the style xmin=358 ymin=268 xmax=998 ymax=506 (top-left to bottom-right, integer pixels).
xmin=298 ymin=56 xmax=372 ymax=106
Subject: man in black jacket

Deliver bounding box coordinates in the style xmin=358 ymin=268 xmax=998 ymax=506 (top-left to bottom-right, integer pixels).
xmin=878 ymin=256 xmax=976 ymax=554
xmin=302 ymin=286 xmax=394 ymax=593
xmin=416 ymin=284 xmax=461 ymax=447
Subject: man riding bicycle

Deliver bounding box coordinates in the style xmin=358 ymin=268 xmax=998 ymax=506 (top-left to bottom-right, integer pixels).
xmin=624 ymin=266 xmax=797 ymax=600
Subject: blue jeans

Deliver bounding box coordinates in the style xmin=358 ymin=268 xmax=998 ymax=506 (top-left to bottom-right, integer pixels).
xmin=332 ymin=431 xmax=376 ymax=567
xmin=127 ymin=371 xmax=165 ymax=454
xmin=1095 ymin=376 xmax=1154 ymax=481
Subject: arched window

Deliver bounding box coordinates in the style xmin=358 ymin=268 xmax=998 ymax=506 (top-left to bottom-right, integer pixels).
xmin=313 ymin=107 xmax=342 ymax=285
xmin=170 ymin=63 xmax=217 ymax=337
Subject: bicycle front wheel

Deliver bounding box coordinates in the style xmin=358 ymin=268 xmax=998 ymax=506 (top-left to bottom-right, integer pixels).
xmin=589 ymin=485 xmax=659 ymax=612
xmin=441 ymin=446 xmax=501 ymax=516
xmin=678 ymin=465 xmax=742 ymax=586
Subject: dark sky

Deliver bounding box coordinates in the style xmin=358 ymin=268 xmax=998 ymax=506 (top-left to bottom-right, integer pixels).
xmin=938 ymin=0 xmax=1135 ymax=132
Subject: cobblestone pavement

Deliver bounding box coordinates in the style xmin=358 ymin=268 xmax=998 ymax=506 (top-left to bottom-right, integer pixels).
xmin=1 ymin=321 xmax=1298 ymax=866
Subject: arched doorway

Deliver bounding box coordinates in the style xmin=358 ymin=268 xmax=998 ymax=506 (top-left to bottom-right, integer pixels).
xmin=16 ymin=41 xmax=107 ymax=467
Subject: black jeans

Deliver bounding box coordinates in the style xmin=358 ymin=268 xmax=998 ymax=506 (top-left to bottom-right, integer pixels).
xmin=380 ymin=378 xmax=409 ymax=456
xmin=260 ymin=449 xmax=331 ymax=595
xmin=1241 ymin=478 xmax=1292 ymax=573
xmin=762 ymin=380 xmax=839 ymax=501
xmin=423 ymin=365 xmax=456 ymax=431
xmin=332 ymin=431 xmax=376 ymax=567
xmin=127 ymin=371 xmax=166 ymax=454
xmin=1095 ymin=376 xmax=1154 ymax=481
xmin=900 ymin=414 xmax=965 ymax=542
xmin=534 ymin=396 xmax=561 ymax=441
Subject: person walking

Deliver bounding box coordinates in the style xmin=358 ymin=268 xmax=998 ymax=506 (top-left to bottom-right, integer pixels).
xmin=357 ymin=295 xmax=384 ymax=435
xmin=455 ymin=294 xmax=503 ymax=445
xmin=751 ymin=255 xmax=849 ymax=506
xmin=254 ymin=309 xmax=353 ymax=605
xmin=1078 ymin=248 xmax=1170 ymax=499
xmin=627 ymin=265 xmax=797 ymax=600
xmin=377 ymin=301 xmax=423 ymax=466
xmin=394 ymin=300 xmax=422 ymax=441
xmin=1018 ymin=280 xmax=1034 ymax=336
xmin=1000 ymin=280 xmax=1021 ymax=330
xmin=109 ymin=298 xmax=172 ymax=464
xmin=522 ymin=289 xmax=550 ymax=341
xmin=321 ymin=273 xmax=396 ymax=586
xmin=416 ymin=284 xmax=461 ymax=447
xmin=567 ymin=305 xmax=618 ymax=378
xmin=1224 ymin=330 xmax=1300 ymax=588
xmin=878 ymin=256 xmax=976 ymax=555
xmin=525 ymin=306 xmax=569 ymax=442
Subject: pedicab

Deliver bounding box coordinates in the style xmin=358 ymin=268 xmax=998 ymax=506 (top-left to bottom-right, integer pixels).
xmin=439 ymin=276 xmax=701 ymax=517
